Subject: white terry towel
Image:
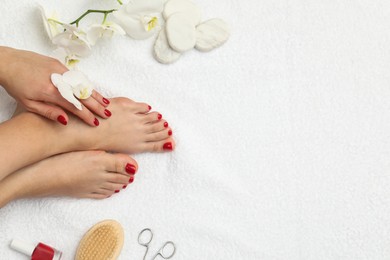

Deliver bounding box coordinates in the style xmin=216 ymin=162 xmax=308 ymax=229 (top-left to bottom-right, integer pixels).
xmin=1 ymin=0 xmax=390 ymax=259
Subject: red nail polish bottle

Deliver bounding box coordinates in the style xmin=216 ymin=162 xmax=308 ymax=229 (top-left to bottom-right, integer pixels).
xmin=10 ymin=239 xmax=62 ymax=260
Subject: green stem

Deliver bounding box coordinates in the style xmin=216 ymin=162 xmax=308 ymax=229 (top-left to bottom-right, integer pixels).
xmin=70 ymin=9 xmax=117 ymax=27
xmin=117 ymin=0 xmax=123 ymax=5
xmin=102 ymin=13 xmax=108 ymax=24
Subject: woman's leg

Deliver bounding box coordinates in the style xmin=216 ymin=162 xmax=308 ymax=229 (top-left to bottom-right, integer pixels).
xmin=0 ymin=150 xmax=138 ymax=208
xmin=0 ymin=97 xmax=174 ymax=181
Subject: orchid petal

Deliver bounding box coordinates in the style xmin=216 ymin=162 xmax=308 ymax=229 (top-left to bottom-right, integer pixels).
xmin=51 ymin=71 xmax=94 ymax=109
xmin=53 ymin=79 xmax=83 ymax=110
xmin=87 ymin=22 xmax=126 ymax=45
xmin=72 ymin=84 xmax=93 ymax=99
xmin=52 ymin=25 xmax=91 ymax=57
xmin=105 ymin=22 xmax=126 ymax=35
xmin=86 ymin=26 xmax=104 ymax=45
xmin=52 ymin=33 xmax=91 ymax=57
xmin=50 ymin=73 xmax=63 ymax=86
xmin=52 ymin=48 xmax=80 ymax=69
xmin=125 ymin=0 xmax=164 ymax=14
xmin=61 ymin=71 xmax=88 ymax=86
xmin=61 ymin=71 xmax=94 ymax=99
xmin=114 ymin=8 xmax=160 ymax=39
xmin=38 ymin=5 xmax=61 ymax=39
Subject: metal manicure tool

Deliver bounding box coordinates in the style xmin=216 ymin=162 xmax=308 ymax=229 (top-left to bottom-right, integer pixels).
xmin=138 ymin=228 xmax=176 ymax=260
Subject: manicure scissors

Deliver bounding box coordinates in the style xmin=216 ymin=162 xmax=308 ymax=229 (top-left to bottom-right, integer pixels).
xmin=138 ymin=228 xmax=176 ymax=260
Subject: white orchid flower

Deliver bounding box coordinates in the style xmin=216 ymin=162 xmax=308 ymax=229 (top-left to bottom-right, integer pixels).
xmin=51 ymin=71 xmax=95 ymax=110
xmin=113 ymin=0 xmax=164 ymax=40
xmin=52 ymin=25 xmax=92 ymax=57
xmin=87 ymin=21 xmax=126 ymax=45
xmin=38 ymin=4 xmax=62 ymax=40
xmin=52 ymin=48 xmax=80 ymax=70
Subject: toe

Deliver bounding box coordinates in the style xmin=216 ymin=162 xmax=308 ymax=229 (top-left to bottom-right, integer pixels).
xmin=102 ymin=153 xmax=138 ymax=176
xmin=141 ymin=112 xmax=162 ymax=124
xmin=105 ymin=172 xmax=131 ymax=185
xmin=146 ymin=120 xmax=169 ymax=133
xmin=101 ymin=181 xmax=127 ymax=192
xmin=135 ymin=102 xmax=152 ymax=114
xmin=145 ymin=128 xmax=173 ymax=142
xmin=121 ymin=99 xmax=150 ymax=114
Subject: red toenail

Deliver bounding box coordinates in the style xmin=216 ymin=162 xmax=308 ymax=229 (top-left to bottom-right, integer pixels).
xmin=148 ymin=105 xmax=152 ymax=111
xmin=168 ymin=130 xmax=172 ymax=136
xmin=123 ymin=185 xmax=127 ymax=189
xmin=104 ymin=109 xmax=112 ymax=117
xmin=163 ymin=142 xmax=173 ymax=151
xmin=129 ymin=176 xmax=134 ymax=183
xmin=103 ymin=98 xmax=110 ymax=105
xmin=158 ymin=114 xmax=162 ymax=120
xmin=94 ymin=118 xmax=99 ymax=126
xmin=115 ymin=190 xmax=120 ymax=193
xmin=125 ymin=163 xmax=136 ymax=174
xmin=57 ymin=115 xmax=67 ymax=125
xmin=164 ymin=122 xmax=168 ymax=128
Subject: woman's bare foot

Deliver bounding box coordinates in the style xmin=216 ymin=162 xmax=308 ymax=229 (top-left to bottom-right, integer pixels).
xmin=18 ymin=97 xmax=175 ymax=154
xmin=0 ymin=151 xmax=137 ymax=208
xmin=80 ymin=97 xmax=175 ymax=153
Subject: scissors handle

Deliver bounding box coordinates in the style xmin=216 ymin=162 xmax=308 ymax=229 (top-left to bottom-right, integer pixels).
xmin=138 ymin=228 xmax=153 ymax=260
xmin=138 ymin=228 xmax=153 ymax=246
xmin=152 ymin=241 xmax=176 ymax=259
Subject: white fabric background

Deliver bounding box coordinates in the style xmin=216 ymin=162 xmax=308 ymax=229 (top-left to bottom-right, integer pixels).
xmin=1 ymin=0 xmax=390 ymax=259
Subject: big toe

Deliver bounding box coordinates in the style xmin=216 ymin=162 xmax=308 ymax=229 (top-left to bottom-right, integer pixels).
xmin=102 ymin=152 xmax=138 ymax=175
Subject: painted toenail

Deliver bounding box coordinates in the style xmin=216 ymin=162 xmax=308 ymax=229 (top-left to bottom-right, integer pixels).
xmin=94 ymin=118 xmax=100 ymax=126
xmin=125 ymin=163 xmax=136 ymax=174
xmin=148 ymin=105 xmax=152 ymax=111
xmin=129 ymin=176 xmax=134 ymax=183
xmin=168 ymin=130 xmax=172 ymax=136
xmin=57 ymin=115 xmax=67 ymax=125
xmin=158 ymin=113 xmax=162 ymax=120
xmin=103 ymin=98 xmax=110 ymax=105
xmin=164 ymin=122 xmax=168 ymax=128
xmin=115 ymin=190 xmax=120 ymax=193
xmin=123 ymin=185 xmax=127 ymax=189
xmin=163 ymin=142 xmax=173 ymax=150
xmin=104 ymin=109 xmax=112 ymax=117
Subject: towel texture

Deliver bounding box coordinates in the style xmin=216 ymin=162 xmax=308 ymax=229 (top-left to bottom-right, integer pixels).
xmin=1 ymin=0 xmax=390 ymax=259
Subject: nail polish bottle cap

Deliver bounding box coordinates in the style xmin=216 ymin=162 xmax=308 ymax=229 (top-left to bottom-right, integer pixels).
xmin=10 ymin=238 xmax=36 ymax=256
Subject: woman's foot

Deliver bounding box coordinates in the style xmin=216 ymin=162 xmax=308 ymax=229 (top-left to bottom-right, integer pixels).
xmin=0 ymin=151 xmax=137 ymax=208
xmin=81 ymin=97 xmax=175 ymax=153
xmin=18 ymin=97 xmax=175 ymax=154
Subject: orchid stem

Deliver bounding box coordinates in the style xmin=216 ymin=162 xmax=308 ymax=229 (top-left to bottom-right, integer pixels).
xmin=117 ymin=0 xmax=123 ymax=5
xmin=70 ymin=9 xmax=117 ymax=27
xmin=102 ymin=13 xmax=108 ymax=24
